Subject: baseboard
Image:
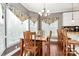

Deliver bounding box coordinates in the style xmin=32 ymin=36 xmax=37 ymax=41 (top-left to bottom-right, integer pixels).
xmin=0 ymin=48 xmax=5 ymax=56
xmin=5 ymin=47 xmax=20 ymax=56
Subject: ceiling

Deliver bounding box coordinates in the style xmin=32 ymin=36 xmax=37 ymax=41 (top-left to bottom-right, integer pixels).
xmin=21 ymin=3 xmax=79 ymax=13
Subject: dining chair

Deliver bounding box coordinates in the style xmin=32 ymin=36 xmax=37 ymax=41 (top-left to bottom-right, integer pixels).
xmin=61 ymin=29 xmax=76 ymax=56
xmin=57 ymin=29 xmax=62 ymax=47
xmin=61 ymin=28 xmax=68 ymax=55
xmin=23 ymin=31 xmax=38 ymax=56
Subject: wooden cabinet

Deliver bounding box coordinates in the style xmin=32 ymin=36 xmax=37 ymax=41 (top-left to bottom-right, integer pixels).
xmin=62 ymin=26 xmax=79 ymax=32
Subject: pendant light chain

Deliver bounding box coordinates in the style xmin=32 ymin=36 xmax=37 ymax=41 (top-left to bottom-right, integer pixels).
xmin=72 ymin=3 xmax=74 ymax=22
xmin=72 ymin=3 xmax=73 ymax=20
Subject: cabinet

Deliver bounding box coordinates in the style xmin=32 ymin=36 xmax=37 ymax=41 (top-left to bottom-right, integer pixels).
xmin=62 ymin=26 xmax=79 ymax=32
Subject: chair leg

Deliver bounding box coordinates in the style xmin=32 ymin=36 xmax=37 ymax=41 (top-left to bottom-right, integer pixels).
xmin=63 ymin=48 xmax=66 ymax=56
xmin=66 ymin=47 xmax=68 ymax=56
xmin=24 ymin=49 xmax=27 ymax=56
xmin=34 ymin=50 xmax=36 ymax=56
xmin=38 ymin=49 xmax=40 ymax=56
xmin=63 ymin=44 xmax=65 ymax=55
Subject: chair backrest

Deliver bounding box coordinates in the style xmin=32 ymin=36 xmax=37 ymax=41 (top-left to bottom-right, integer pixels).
xmin=57 ymin=29 xmax=64 ymax=47
xmin=61 ymin=28 xmax=69 ymax=48
xmin=46 ymin=31 xmax=52 ymax=56
xmin=49 ymin=31 xmax=52 ymax=38
xmin=48 ymin=31 xmax=52 ymax=39
xmin=57 ymin=29 xmax=61 ymax=41
xmin=23 ymin=31 xmax=36 ymax=47
xmin=31 ymin=32 xmax=36 ymax=47
xmin=61 ymin=29 xmax=68 ymax=40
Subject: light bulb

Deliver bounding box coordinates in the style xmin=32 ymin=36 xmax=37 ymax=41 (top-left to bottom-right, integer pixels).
xmin=45 ymin=13 xmax=47 ymax=16
xmin=38 ymin=12 xmax=42 ymax=16
xmin=38 ymin=12 xmax=41 ymax=14
xmin=41 ymin=9 xmax=44 ymax=12
xmin=72 ymin=20 xmax=74 ymax=22
xmin=47 ymin=10 xmax=49 ymax=13
xmin=0 ymin=19 xmax=4 ymax=24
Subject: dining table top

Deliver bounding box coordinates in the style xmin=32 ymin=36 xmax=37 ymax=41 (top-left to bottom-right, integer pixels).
xmin=67 ymin=32 xmax=79 ymax=40
xmin=67 ymin=32 xmax=79 ymax=45
xmin=20 ymin=36 xmax=47 ymax=42
xmin=35 ymin=36 xmax=47 ymax=42
xmin=68 ymin=40 xmax=79 ymax=45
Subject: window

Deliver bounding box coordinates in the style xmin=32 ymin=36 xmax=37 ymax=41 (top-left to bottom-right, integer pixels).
xmin=0 ymin=4 xmax=5 ymax=55
xmin=30 ymin=20 xmax=38 ymax=32
xmin=6 ymin=8 xmax=29 ymax=47
xmin=42 ymin=20 xmax=58 ymax=39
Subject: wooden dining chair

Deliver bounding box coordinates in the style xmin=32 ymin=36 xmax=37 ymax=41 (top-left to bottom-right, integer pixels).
xmin=61 ymin=29 xmax=75 ymax=56
xmin=23 ymin=31 xmax=38 ymax=56
xmin=57 ymin=29 xmax=62 ymax=47
xmin=63 ymin=34 xmax=72 ymax=56
xmin=61 ymin=28 xmax=68 ymax=55
xmin=57 ymin=29 xmax=60 ymax=45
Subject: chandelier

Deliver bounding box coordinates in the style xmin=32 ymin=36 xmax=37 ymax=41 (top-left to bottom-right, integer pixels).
xmin=72 ymin=3 xmax=74 ymax=23
xmin=38 ymin=4 xmax=50 ymax=17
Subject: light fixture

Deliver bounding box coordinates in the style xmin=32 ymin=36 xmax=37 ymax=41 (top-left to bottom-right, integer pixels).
xmin=38 ymin=4 xmax=50 ymax=17
xmin=71 ymin=3 xmax=74 ymax=23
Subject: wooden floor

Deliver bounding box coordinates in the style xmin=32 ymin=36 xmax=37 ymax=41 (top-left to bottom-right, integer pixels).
xmin=44 ymin=41 xmax=64 ymax=56
xmin=13 ymin=41 xmax=64 ymax=56
xmin=50 ymin=42 xmax=63 ymax=56
xmin=13 ymin=41 xmax=76 ymax=56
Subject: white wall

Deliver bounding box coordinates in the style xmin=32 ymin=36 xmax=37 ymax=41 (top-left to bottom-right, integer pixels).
xmin=30 ymin=20 xmax=38 ymax=33
xmin=42 ymin=22 xmax=50 ymax=37
xmin=74 ymin=12 xmax=79 ymax=25
xmin=63 ymin=11 xmax=79 ymax=26
xmin=0 ymin=4 xmax=5 ymax=55
xmin=6 ymin=8 xmax=29 ymax=47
